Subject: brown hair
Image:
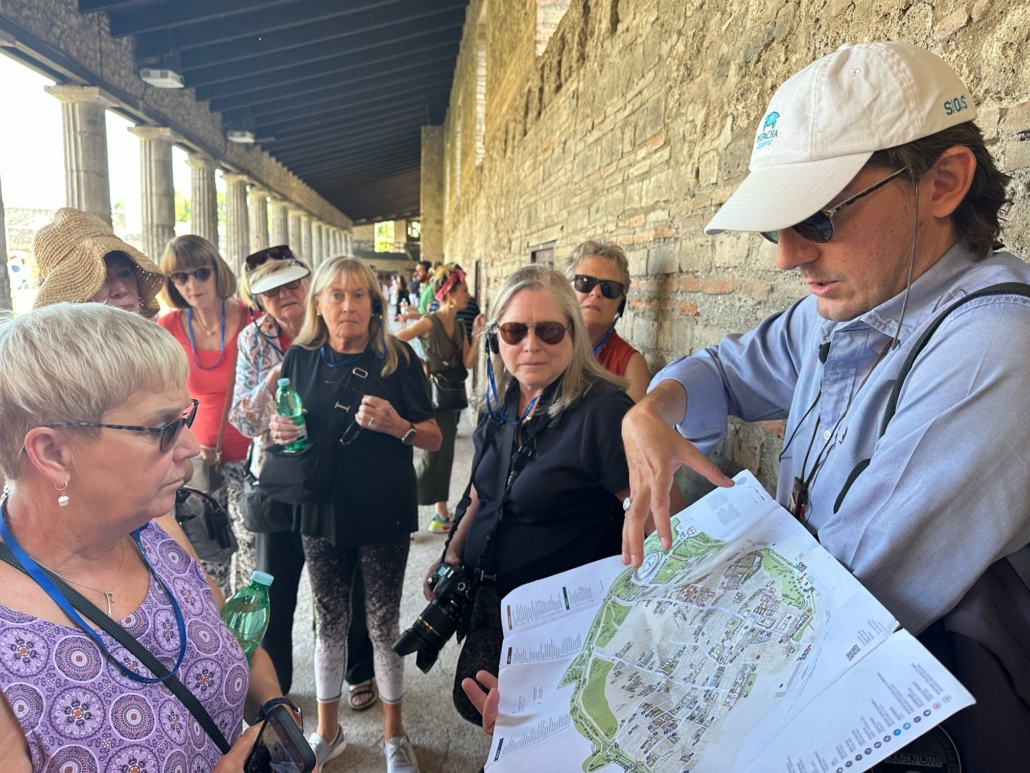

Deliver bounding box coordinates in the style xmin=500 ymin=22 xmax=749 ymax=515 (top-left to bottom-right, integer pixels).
xmin=159 ymin=235 xmax=238 ymax=307
xmin=867 ymin=122 xmax=1011 ymax=261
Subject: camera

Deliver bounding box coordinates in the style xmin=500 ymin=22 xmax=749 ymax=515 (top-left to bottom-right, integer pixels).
xmin=393 ymin=562 xmax=475 ymax=673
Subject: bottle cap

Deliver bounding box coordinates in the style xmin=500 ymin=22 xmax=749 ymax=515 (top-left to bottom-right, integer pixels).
xmin=276 ymin=377 xmax=290 ymax=387
xmin=251 ymin=571 xmax=274 ymax=587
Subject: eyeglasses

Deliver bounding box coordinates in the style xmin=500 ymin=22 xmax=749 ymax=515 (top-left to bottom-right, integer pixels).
xmin=497 ymin=321 xmax=570 ymax=346
xmin=761 ymin=167 xmax=909 ymax=244
xmin=169 ymin=267 xmax=213 ymax=286
xmin=46 ymin=399 xmax=199 ymax=453
xmin=572 ymin=275 xmax=625 ymax=299
xmin=260 ymin=279 xmax=303 ymax=299
xmin=246 ymin=245 xmax=296 ymax=271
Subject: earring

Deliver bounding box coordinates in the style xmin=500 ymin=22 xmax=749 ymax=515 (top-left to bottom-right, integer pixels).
xmin=56 ymin=480 xmax=69 ymax=507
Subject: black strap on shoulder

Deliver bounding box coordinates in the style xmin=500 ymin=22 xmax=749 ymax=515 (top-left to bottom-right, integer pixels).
xmin=0 ymin=542 xmax=231 ymax=754
xmin=834 ymin=282 xmax=1030 ymax=514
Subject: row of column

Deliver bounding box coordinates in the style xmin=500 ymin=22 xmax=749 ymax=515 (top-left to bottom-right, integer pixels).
xmin=41 ymin=84 xmax=351 ymax=276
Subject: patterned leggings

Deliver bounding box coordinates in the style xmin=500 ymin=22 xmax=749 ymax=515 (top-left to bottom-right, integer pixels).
xmin=303 ymin=535 xmax=410 ymax=704
xmin=199 ymin=459 xmax=256 ymax=599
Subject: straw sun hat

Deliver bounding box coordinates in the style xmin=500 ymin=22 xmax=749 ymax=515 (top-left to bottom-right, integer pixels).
xmin=32 ymin=208 xmax=165 ymax=317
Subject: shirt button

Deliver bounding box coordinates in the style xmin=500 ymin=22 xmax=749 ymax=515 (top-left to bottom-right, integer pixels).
xmin=823 ymin=429 xmax=832 ymax=440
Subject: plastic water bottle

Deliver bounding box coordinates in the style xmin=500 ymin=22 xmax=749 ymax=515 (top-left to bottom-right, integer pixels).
xmin=275 ymin=377 xmax=309 ymax=452
xmin=220 ymin=571 xmax=273 ymax=663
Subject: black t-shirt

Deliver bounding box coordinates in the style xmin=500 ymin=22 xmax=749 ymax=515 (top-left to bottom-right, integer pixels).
xmin=463 ymin=379 xmax=633 ymax=595
xmin=280 ymin=342 xmax=434 ymax=547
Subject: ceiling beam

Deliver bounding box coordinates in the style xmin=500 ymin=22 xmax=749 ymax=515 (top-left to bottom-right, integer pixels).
xmin=267 ymin=116 xmax=423 ymax=155
xmin=297 ymin=160 xmax=421 ymax=186
xmin=294 ymin=151 xmax=421 ymax=181
xmin=195 ymin=37 xmax=459 ymax=102
xmin=258 ymin=96 xmax=438 ymax=139
xmin=108 ymin=0 xmax=297 ymax=37
xmin=78 ymin=0 xmax=154 ymax=11
xmin=264 ymin=106 xmax=426 ymax=146
xmin=182 ymin=10 xmax=466 ymax=85
xmin=207 ymin=50 xmax=458 ymax=112
xmin=175 ymin=0 xmax=468 ymax=70
xmin=274 ymin=127 xmax=421 ymax=166
xmin=237 ymin=81 xmax=452 ymax=125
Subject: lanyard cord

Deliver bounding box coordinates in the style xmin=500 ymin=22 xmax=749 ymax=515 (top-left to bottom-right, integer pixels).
xmin=186 ymin=299 xmax=226 ymax=370
xmin=0 ymin=503 xmax=188 ymax=683
xmin=485 ymin=358 xmax=538 ymax=424
xmin=320 ymin=344 xmax=368 ymax=368
xmin=592 ymin=323 xmax=616 ymax=356
xmin=254 ymin=317 xmax=286 ymax=357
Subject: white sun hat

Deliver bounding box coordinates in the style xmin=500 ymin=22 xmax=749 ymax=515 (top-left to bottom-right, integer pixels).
xmin=704 ymin=41 xmax=977 ymax=236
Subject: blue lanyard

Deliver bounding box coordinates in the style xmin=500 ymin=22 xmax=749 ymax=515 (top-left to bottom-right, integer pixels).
xmin=0 ymin=508 xmax=188 ymax=684
xmin=254 ymin=317 xmax=286 ymax=357
xmin=320 ymin=344 xmax=369 ymax=368
xmin=187 ymin=299 xmax=226 ymax=370
xmin=485 ymin=357 xmax=538 ymax=424
xmin=592 ymin=323 xmax=616 ymax=356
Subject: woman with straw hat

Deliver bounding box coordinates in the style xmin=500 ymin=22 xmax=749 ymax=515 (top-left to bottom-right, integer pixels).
xmin=31 ymin=207 xmax=164 ymax=318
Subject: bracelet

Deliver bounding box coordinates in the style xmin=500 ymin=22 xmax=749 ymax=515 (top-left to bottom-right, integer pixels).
xmin=257 ymin=696 xmax=302 ymax=723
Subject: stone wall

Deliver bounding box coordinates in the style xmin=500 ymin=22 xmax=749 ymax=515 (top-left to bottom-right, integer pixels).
xmin=431 ymin=0 xmax=1030 ymax=493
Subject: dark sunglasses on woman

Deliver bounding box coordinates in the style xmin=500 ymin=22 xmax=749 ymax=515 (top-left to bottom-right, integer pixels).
xmin=46 ymin=399 xmax=199 ymax=454
xmin=246 ymin=245 xmax=297 ymax=271
xmin=169 ymin=266 xmax=213 ymax=285
xmin=497 ymin=321 xmax=570 ymax=346
xmin=260 ymin=279 xmax=303 ymax=299
xmin=761 ymin=167 xmax=908 ymax=244
xmin=572 ymin=274 xmax=625 ymax=299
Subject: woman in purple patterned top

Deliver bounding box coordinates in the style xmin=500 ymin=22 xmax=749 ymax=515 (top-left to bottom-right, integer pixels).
xmin=0 ymin=303 xmax=295 ymax=771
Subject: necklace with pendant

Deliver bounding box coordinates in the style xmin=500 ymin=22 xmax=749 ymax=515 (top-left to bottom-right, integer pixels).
xmin=35 ymin=541 xmax=126 ymax=617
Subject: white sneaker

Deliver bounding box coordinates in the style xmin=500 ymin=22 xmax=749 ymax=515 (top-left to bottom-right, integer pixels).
xmin=384 ymin=734 xmax=420 ymax=773
xmin=307 ymin=724 xmax=347 ymax=766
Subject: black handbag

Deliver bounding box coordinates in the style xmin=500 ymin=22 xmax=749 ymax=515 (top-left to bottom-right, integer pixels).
xmin=239 ymin=473 xmax=295 ymax=532
xmin=452 ymin=584 xmax=504 ymax=723
xmin=430 ymin=374 xmax=468 ymax=411
xmin=174 ymin=486 xmax=238 ymax=564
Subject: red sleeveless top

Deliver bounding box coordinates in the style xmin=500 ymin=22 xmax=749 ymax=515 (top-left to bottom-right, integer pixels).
xmin=596 ymin=330 xmax=639 ymax=377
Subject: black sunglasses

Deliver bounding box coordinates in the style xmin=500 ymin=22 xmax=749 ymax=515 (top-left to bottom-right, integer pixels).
xmin=46 ymin=399 xmax=199 ymax=454
xmin=246 ymin=245 xmax=296 ymax=271
xmin=573 ymin=274 xmax=625 ymax=299
xmin=169 ymin=266 xmax=213 ymax=286
xmin=497 ymin=321 xmax=570 ymax=346
xmin=761 ymin=167 xmax=908 ymax=244
xmin=260 ymin=279 xmax=303 ymax=299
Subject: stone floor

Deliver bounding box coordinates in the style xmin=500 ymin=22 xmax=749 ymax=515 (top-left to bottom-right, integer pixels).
xmin=285 ymin=408 xmax=492 ymax=773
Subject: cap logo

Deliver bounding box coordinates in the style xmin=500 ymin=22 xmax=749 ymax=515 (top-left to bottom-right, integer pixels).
xmin=943 ymin=95 xmax=968 ymax=116
xmin=756 ymin=111 xmax=780 ymax=149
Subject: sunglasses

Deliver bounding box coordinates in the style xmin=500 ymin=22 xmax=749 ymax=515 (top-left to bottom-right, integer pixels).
xmin=497 ymin=321 xmax=570 ymax=346
xmin=46 ymin=399 xmax=199 ymax=454
xmin=572 ymin=274 xmax=625 ymax=299
xmin=246 ymin=245 xmax=296 ymax=271
xmin=169 ymin=266 xmax=213 ymax=286
xmin=761 ymin=167 xmax=908 ymax=244
xmin=260 ymin=279 xmax=303 ymax=299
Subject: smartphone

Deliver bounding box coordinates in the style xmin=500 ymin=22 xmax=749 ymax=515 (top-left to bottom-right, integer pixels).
xmin=244 ymin=704 xmax=317 ymax=773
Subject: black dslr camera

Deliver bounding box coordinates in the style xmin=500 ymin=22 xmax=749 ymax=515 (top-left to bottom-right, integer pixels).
xmin=393 ymin=562 xmax=475 ymax=673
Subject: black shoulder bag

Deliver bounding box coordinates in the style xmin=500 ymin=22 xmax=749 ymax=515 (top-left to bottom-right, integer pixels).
xmin=0 ymin=542 xmax=232 ymax=754
xmin=833 ymin=282 xmax=1030 ymax=769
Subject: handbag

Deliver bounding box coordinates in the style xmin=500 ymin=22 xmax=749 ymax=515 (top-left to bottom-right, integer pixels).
xmin=0 ymin=541 xmax=232 ymax=754
xmin=430 ymin=373 xmax=468 ymax=411
xmin=174 ymin=486 xmax=239 ymax=564
xmin=239 ymin=474 xmax=295 ymax=533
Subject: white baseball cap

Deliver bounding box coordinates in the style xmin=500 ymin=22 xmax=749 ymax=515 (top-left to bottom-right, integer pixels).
xmin=704 ymin=41 xmax=976 ymax=235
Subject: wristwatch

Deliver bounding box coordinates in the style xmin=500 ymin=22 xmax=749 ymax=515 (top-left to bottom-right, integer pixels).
xmin=400 ymin=423 xmax=417 ymax=445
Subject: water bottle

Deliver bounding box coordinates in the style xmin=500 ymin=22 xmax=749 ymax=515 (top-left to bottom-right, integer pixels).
xmin=220 ymin=571 xmax=273 ymax=663
xmin=275 ymin=377 xmax=310 ymax=452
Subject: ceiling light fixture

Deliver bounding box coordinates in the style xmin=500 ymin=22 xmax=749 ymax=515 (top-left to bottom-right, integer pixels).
xmin=227 ymin=129 xmax=256 ymax=144
xmin=140 ymin=68 xmax=184 ymax=88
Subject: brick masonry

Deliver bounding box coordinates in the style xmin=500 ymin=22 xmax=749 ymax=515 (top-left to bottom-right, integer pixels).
xmin=426 ymin=0 xmax=1030 ymax=493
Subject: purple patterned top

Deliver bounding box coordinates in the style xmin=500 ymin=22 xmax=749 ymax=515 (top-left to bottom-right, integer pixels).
xmin=0 ymin=522 xmax=247 ymax=771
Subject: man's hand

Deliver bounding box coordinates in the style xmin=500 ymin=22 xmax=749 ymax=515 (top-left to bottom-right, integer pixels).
xmin=461 ymin=670 xmax=500 ymax=735
xmin=621 ymin=381 xmax=733 ymax=568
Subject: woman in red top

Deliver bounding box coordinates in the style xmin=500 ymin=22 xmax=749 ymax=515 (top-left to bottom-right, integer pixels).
xmin=566 ymin=241 xmax=651 ymax=401
xmin=158 ymin=235 xmax=253 ymax=597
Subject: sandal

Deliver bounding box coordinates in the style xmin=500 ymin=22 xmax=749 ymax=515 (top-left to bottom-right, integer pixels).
xmin=347 ymin=679 xmax=379 ymax=712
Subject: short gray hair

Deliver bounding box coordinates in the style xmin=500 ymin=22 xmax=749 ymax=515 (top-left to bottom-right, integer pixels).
xmin=565 ymin=240 xmax=631 ymax=291
xmin=0 ymin=303 xmax=189 ymax=479
xmin=480 ymin=265 xmax=625 ymax=417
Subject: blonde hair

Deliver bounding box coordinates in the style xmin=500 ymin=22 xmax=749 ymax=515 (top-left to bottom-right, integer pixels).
xmin=0 ymin=304 xmax=189 ymax=480
xmin=295 ymin=256 xmax=409 ymax=377
xmin=564 ymin=240 xmax=631 ymax=291
xmin=159 ymin=235 xmax=238 ymax=308
xmin=240 ymin=257 xmax=311 ymax=311
xmin=480 ymin=265 xmax=625 ymax=417
xmin=430 ymin=263 xmax=465 ymax=299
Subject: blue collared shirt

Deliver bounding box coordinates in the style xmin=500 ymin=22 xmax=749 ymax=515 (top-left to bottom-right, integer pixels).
xmin=653 ymin=242 xmax=1030 ymax=633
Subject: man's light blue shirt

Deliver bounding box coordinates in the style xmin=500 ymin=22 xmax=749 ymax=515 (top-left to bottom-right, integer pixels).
xmin=653 ymin=242 xmax=1030 ymax=633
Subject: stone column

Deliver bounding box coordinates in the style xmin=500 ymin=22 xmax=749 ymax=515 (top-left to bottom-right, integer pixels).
xmin=420 ymin=125 xmax=445 ymax=263
xmin=269 ymin=198 xmax=289 ymax=247
xmin=287 ymin=206 xmax=303 ymax=255
xmin=300 ymin=214 xmax=313 ymax=264
xmin=343 ymin=231 xmax=352 ymax=255
xmin=186 ymin=153 xmax=218 ymax=246
xmin=46 ymin=85 xmax=114 ymax=226
xmin=0 ymin=173 xmax=10 ymax=312
xmin=222 ymin=173 xmax=250 ymax=274
xmin=128 ymin=126 xmax=177 ymax=261
xmin=247 ymin=186 xmax=269 ymax=255
xmin=312 ymin=223 xmax=324 ymax=265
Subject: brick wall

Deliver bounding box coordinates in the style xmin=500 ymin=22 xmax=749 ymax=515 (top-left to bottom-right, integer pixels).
xmin=429 ymin=0 xmax=1030 ymax=492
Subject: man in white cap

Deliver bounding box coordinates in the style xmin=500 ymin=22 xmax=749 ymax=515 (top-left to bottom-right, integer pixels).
xmin=621 ymin=42 xmax=1030 ymax=768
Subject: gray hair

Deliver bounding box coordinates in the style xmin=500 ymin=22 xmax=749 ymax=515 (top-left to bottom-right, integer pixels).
xmin=240 ymin=257 xmax=311 ymax=310
xmin=480 ymin=265 xmax=625 ymax=417
xmin=0 ymin=303 xmax=189 ymax=480
xmin=564 ymin=240 xmax=631 ymax=291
